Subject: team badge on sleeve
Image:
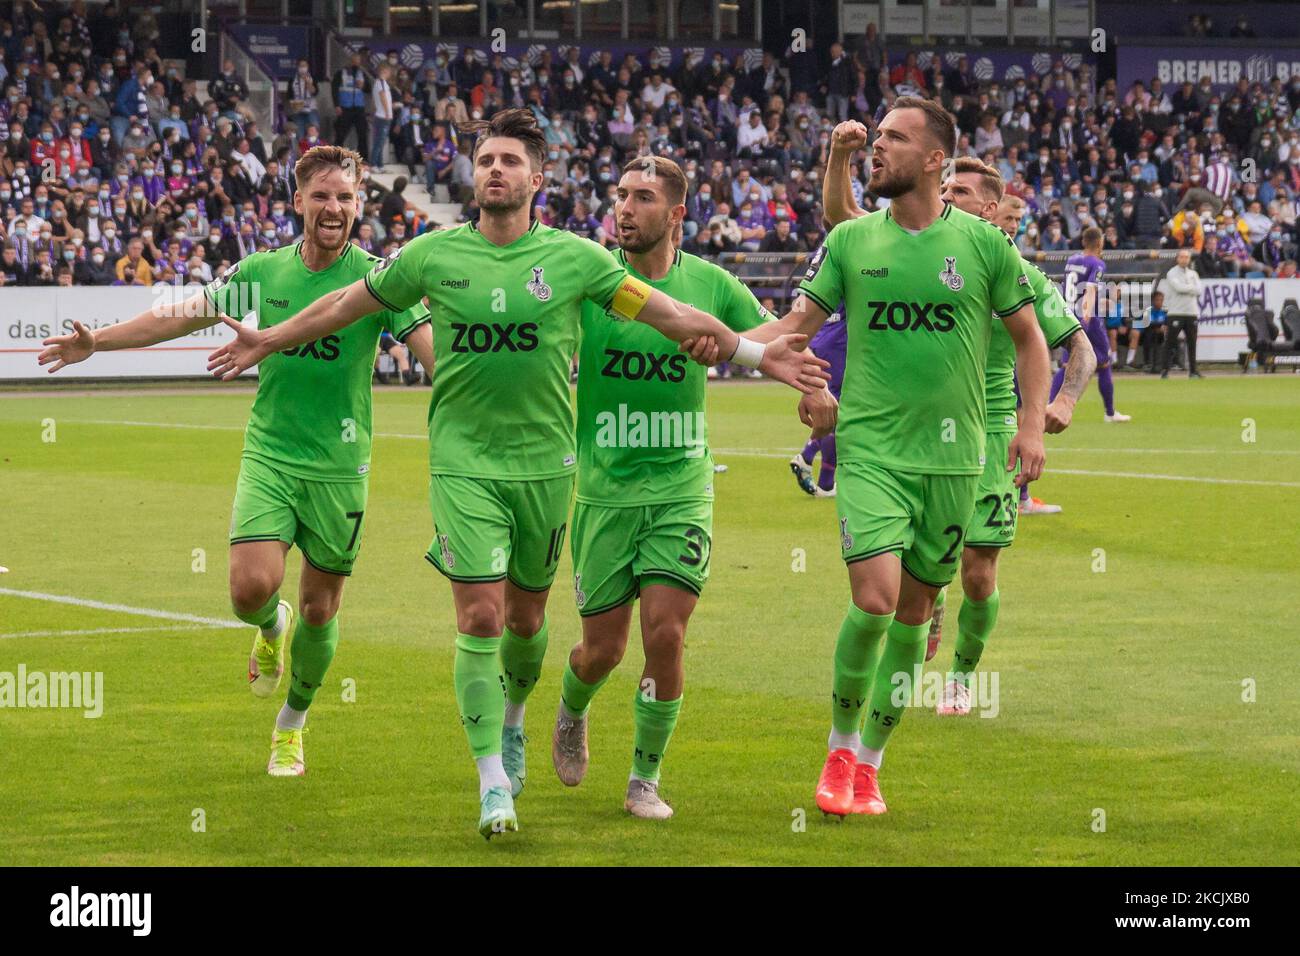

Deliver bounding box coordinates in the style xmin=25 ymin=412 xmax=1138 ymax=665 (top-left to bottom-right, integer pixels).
xmin=803 ymin=244 xmax=827 ymax=282
xmin=939 ymin=257 xmax=964 ymax=292
xmin=526 ymin=266 xmax=552 ymax=301
xmin=210 ymin=261 xmax=239 ymax=292
xmin=372 ymin=247 xmax=402 ymax=275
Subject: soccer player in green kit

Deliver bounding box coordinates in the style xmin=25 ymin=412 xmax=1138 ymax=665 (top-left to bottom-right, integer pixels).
xmin=37 ymin=145 xmax=434 ymax=777
xmin=693 ymin=97 xmax=1052 ymax=816
xmin=204 ymin=109 xmax=828 ymax=838
xmin=823 ymin=146 xmax=1097 ymax=714
xmin=550 ymin=156 xmax=837 ymax=819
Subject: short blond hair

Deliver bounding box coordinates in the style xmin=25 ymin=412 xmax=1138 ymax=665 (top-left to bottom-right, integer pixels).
xmin=294 ymin=144 xmax=364 ymax=189
xmin=952 ymin=156 xmax=1005 ymax=203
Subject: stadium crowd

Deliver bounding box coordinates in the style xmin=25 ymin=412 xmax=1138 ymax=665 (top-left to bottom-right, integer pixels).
xmin=1 ymin=4 xmax=1298 ymax=297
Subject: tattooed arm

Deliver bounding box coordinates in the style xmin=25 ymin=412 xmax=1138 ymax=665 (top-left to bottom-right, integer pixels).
xmin=1044 ymin=328 xmax=1098 ymax=433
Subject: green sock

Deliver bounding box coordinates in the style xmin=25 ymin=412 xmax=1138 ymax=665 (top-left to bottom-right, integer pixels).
xmin=631 ymin=689 xmax=682 ymax=783
xmin=561 ymin=657 xmax=609 ymax=716
xmin=285 ymin=615 xmax=340 ymax=711
xmin=950 ymin=589 xmax=999 ymax=686
xmin=455 ymin=633 xmax=504 ymax=758
xmin=831 ymin=603 xmax=894 ymax=736
xmin=859 ymin=617 xmax=929 ymax=751
xmin=234 ymin=591 xmax=280 ymax=629
xmin=500 ymin=616 xmax=549 ymax=707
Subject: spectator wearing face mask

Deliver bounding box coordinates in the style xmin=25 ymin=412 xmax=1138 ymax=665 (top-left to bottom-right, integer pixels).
xmin=287 ymin=59 xmax=320 ymax=135
xmin=30 ymin=249 xmax=58 ymax=286
xmin=257 ymin=219 xmax=283 ymax=250
xmin=90 ymin=126 xmax=118 ymax=178
xmin=395 ymin=108 xmax=428 ymax=180
xmin=75 ymin=243 xmax=115 ymax=285
xmin=30 ymin=123 xmax=60 ymax=167
xmin=1257 ymin=225 xmax=1294 ymax=276
xmin=121 ymin=119 xmax=155 ymax=154
xmin=422 ymin=123 xmax=456 ymax=200
xmin=96 ymin=217 xmax=124 ymax=257
xmin=1249 ymin=130 xmax=1279 ymax=173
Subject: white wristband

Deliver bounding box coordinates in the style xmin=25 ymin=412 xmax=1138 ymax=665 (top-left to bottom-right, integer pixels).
xmin=730 ymin=336 xmax=765 ymax=369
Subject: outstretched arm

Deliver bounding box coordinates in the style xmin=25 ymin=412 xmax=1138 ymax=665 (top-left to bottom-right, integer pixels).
xmin=207 ymin=277 xmax=385 ymax=379
xmin=618 ymin=278 xmax=830 ymax=393
xmin=1002 ymin=303 xmax=1050 ymax=485
xmin=680 ymin=284 xmax=834 ymax=363
xmin=1044 ymin=328 xmax=1097 ymax=433
xmin=38 ymin=292 xmax=222 ymax=373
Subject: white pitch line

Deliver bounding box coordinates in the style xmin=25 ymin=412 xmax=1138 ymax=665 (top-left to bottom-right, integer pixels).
xmin=1044 ymin=468 xmax=1300 ymax=489
xmin=25 ymin=425 xmax=1300 ymax=485
xmin=709 ymin=449 xmax=1300 ymax=489
xmin=0 ymin=588 xmax=244 ymax=629
xmin=56 ymin=419 xmax=429 ymax=441
xmin=59 ymin=422 xmax=1300 ymax=457
xmin=0 ymin=624 xmax=223 ymax=640
xmin=1049 ymin=447 xmax=1300 ymax=456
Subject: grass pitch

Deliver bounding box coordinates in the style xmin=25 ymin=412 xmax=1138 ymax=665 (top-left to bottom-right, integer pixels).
xmin=1 ymin=374 xmax=1297 ymax=866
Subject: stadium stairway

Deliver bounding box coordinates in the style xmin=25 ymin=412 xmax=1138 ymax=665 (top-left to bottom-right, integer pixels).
xmin=368 ymin=165 xmax=462 ymax=229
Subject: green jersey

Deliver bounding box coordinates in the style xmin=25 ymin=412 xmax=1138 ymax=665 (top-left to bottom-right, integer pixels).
xmin=983 ymin=259 xmax=1082 ymax=435
xmin=576 ymin=248 xmax=771 ymax=507
xmin=364 ymin=221 xmax=627 ymax=480
xmin=204 ymin=241 xmax=429 ymax=482
xmin=798 ymin=203 xmax=1032 ymax=476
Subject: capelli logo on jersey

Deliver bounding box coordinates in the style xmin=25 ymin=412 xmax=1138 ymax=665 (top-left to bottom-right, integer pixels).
xmin=440 ymin=278 xmax=470 ymax=289
xmin=859 ymin=267 xmax=889 ymax=278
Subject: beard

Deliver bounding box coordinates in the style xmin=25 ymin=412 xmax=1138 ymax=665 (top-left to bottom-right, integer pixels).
xmin=869 ymin=162 xmax=921 ymax=199
xmin=617 ymin=216 xmax=670 ymax=254
xmin=477 ymin=178 xmax=531 ymax=213
xmin=309 ymin=213 xmax=352 ymax=251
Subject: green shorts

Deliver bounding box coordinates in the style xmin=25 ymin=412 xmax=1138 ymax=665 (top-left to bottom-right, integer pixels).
xmin=570 ymin=499 xmax=712 ymax=616
xmin=964 ymin=430 xmax=1020 ymax=549
xmin=229 ymin=456 xmax=368 ymax=576
xmin=425 ymin=473 xmax=574 ymax=591
xmin=836 ymin=461 xmax=979 ymax=588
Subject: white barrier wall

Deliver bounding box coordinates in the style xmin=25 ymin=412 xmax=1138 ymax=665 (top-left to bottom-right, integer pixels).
xmin=0 ymin=286 xmax=255 ymax=380
xmin=1190 ymin=277 xmax=1300 ymax=361
xmin=3 ymin=278 xmax=1300 ymax=379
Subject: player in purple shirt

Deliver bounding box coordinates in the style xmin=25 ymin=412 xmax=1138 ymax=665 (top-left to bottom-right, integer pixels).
xmin=790 ymin=291 xmax=846 ymax=496
xmin=1054 ymin=229 xmax=1129 ymax=422
xmin=1022 ymin=227 xmax=1129 ymax=514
